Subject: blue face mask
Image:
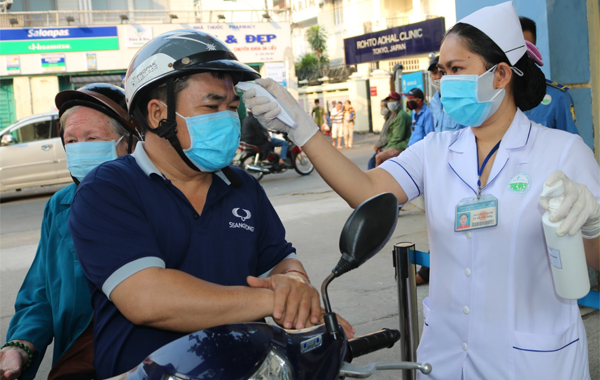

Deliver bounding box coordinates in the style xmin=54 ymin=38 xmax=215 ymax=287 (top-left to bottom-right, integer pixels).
xmin=177 ymin=110 xmax=241 ymax=172
xmin=440 ymin=65 xmax=505 ymax=127
xmin=65 ymin=137 xmax=123 ymax=181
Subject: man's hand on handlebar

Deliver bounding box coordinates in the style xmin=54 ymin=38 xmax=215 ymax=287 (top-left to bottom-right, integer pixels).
xmin=247 ymin=271 xmax=320 ymax=330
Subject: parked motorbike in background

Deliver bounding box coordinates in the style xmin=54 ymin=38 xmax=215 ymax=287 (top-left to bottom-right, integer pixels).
xmin=233 ymin=133 xmax=314 ymax=181
xmin=107 ymin=193 xmax=432 ymax=380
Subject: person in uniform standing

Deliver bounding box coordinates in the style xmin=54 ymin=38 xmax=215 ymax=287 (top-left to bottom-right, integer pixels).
xmin=311 ymin=99 xmax=325 ymax=132
xmin=243 ymin=2 xmax=599 ymax=379
xmin=519 ymin=16 xmax=579 ymax=135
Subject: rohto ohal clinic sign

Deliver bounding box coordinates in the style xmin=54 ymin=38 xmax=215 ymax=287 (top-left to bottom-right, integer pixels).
xmin=343 ymin=18 xmax=445 ymax=65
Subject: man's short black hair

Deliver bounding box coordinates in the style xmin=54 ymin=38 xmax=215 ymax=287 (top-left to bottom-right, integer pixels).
xmin=315 ymin=99 xmax=319 ymax=104
xmin=519 ymin=16 xmax=537 ymax=44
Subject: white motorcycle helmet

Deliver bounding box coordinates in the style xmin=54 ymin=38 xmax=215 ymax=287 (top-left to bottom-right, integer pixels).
xmin=124 ymin=29 xmax=260 ymax=181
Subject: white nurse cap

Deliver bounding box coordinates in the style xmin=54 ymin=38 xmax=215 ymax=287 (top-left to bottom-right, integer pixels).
xmin=459 ymin=1 xmax=526 ymax=66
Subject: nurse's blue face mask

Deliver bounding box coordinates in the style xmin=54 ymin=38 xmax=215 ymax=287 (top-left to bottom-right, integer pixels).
xmin=65 ymin=136 xmax=123 ymax=182
xmin=166 ymin=104 xmax=241 ymax=172
xmin=440 ymin=65 xmax=505 ymax=127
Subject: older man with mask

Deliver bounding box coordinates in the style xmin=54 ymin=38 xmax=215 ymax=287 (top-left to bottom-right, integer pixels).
xmin=374 ymin=92 xmax=412 ymax=167
xmin=68 ymin=30 xmax=352 ymax=378
xmin=0 ymin=84 xmax=139 ymax=380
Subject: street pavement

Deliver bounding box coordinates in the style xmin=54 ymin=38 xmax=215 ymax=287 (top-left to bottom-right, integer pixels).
xmin=0 ymin=132 xmax=598 ymax=379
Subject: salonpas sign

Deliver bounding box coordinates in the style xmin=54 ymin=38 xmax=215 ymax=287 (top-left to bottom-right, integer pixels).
xmin=0 ymin=27 xmax=119 ymax=55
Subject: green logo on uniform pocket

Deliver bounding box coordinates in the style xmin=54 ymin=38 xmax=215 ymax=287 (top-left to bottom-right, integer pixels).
xmin=508 ymin=172 xmax=531 ymax=193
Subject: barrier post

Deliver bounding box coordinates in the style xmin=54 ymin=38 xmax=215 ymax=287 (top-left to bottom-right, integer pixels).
xmin=393 ymin=242 xmax=420 ymax=380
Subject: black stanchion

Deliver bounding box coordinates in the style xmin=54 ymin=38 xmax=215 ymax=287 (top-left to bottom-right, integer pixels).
xmin=393 ymin=242 xmax=420 ymax=380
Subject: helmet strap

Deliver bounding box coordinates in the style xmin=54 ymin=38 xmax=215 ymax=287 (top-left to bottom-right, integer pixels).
xmin=145 ymin=78 xmax=243 ymax=188
xmin=148 ymin=78 xmax=201 ymax=172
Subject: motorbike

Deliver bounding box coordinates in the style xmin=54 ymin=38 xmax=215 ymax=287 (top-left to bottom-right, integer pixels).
xmin=233 ymin=133 xmax=314 ymax=181
xmin=108 ymin=193 xmax=432 ymax=380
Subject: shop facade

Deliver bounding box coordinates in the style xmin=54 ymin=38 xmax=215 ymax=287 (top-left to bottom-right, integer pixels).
xmin=0 ymin=21 xmax=292 ymax=129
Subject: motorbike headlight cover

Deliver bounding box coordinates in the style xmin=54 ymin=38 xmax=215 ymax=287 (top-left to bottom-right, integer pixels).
xmin=248 ymin=347 xmax=294 ymax=380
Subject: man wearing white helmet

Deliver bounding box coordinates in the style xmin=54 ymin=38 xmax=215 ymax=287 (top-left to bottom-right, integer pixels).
xmin=68 ymin=30 xmax=351 ymax=378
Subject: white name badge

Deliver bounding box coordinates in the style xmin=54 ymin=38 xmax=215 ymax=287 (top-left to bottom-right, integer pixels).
xmin=455 ymin=194 xmax=498 ymax=232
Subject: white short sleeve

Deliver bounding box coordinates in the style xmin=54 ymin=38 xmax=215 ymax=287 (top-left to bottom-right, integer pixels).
xmin=379 ymin=140 xmax=426 ymax=202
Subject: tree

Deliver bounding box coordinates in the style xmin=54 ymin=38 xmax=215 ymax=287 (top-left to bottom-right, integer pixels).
xmin=296 ymin=25 xmax=329 ymax=82
xmin=307 ymin=25 xmax=328 ymax=65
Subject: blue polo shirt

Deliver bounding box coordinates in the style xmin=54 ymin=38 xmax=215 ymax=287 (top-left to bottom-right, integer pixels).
xmin=407 ymin=103 xmax=434 ymax=146
xmin=69 ymin=142 xmax=295 ymax=378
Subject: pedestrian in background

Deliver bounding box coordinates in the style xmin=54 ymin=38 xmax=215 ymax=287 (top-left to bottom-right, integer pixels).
xmin=519 ymin=16 xmax=579 ymax=135
xmin=374 ymin=92 xmax=412 ymax=166
xmin=404 ymin=88 xmax=434 ymax=147
xmin=330 ymin=101 xmax=344 ymax=149
xmin=428 ymin=55 xmax=466 ymax=133
xmin=368 ymin=99 xmax=393 ymax=169
xmin=343 ymin=100 xmax=355 ymax=148
xmin=311 ymin=99 xmax=325 ymax=133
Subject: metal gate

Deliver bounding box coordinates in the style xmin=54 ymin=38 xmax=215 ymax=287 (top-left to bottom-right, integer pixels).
xmin=0 ymin=79 xmax=16 ymax=131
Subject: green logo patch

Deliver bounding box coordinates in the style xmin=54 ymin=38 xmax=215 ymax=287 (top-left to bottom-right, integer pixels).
xmin=508 ymin=172 xmax=531 ymax=193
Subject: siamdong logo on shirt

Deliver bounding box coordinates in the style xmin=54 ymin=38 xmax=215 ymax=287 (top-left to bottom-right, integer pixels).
xmin=230 ymin=208 xmax=254 ymax=232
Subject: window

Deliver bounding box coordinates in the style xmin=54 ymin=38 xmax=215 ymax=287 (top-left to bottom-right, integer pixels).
xmin=12 ymin=120 xmax=52 ymax=144
xmin=333 ymin=0 xmax=343 ymax=25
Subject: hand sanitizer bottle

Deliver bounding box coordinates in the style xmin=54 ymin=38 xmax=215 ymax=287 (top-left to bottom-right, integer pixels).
xmin=541 ymin=180 xmax=590 ymax=299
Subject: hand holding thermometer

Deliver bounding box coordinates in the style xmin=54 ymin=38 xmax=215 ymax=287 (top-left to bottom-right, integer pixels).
xmin=237 ymin=81 xmax=298 ymax=129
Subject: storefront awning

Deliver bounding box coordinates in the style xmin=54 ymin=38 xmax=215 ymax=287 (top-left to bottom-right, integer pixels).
xmin=70 ymin=75 xmax=124 ymax=86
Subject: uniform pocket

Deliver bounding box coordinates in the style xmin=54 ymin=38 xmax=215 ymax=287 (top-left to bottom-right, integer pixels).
xmin=512 ymin=322 xmax=588 ymax=380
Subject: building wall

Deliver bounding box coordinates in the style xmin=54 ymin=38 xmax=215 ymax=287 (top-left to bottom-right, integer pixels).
xmin=30 ymin=76 xmax=59 ymax=115
xmin=13 ymin=76 xmax=33 ymax=120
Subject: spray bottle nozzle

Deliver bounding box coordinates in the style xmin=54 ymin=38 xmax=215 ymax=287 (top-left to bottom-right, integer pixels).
xmin=541 ymin=180 xmax=565 ymax=213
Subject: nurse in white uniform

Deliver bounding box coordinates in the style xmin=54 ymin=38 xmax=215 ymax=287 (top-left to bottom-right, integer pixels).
xmin=242 ymin=2 xmax=600 ymax=379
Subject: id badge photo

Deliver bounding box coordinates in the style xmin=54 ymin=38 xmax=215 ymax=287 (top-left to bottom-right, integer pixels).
xmin=455 ymin=194 xmax=498 ymax=232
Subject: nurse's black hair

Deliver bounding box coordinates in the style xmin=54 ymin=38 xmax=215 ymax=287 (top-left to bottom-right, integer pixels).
xmin=444 ymin=23 xmax=546 ymax=112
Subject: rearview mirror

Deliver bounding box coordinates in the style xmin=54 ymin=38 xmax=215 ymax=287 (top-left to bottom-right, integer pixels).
xmin=334 ymin=193 xmax=398 ymax=277
xmin=1 ymin=134 xmax=16 ymax=146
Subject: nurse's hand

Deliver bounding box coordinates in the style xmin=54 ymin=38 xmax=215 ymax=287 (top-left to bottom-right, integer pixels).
xmin=241 ymin=78 xmax=319 ymax=146
xmin=540 ymin=170 xmax=600 ymax=238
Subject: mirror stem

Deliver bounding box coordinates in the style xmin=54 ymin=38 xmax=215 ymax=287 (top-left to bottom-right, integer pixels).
xmin=321 ymin=272 xmax=342 ymax=339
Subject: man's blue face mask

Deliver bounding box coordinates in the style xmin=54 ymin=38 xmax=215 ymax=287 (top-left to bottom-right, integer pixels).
xmin=175 ymin=109 xmax=241 ymax=172
xmin=440 ymin=65 xmax=505 ymax=127
xmin=65 ymin=137 xmax=123 ymax=182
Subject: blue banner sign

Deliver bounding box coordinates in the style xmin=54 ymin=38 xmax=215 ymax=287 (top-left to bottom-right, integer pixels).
xmin=401 ymin=71 xmax=424 ymax=94
xmin=0 ymin=26 xmax=117 ymax=41
xmin=343 ymin=18 xmax=445 ymax=65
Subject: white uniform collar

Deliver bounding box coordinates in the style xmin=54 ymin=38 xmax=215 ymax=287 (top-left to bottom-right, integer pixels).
xmin=449 ymin=109 xmax=532 ymax=153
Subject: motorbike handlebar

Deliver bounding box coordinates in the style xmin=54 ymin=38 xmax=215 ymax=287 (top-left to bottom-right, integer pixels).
xmin=344 ymin=328 xmax=401 ymax=362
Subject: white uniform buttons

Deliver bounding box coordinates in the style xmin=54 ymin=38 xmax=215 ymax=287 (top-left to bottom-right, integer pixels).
xmin=462 ymin=342 xmax=468 ymax=351
xmin=465 ymin=268 xmax=471 ymax=277
xmin=465 ymin=231 xmax=472 ymax=239
xmin=463 ymin=306 xmax=470 ymax=314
